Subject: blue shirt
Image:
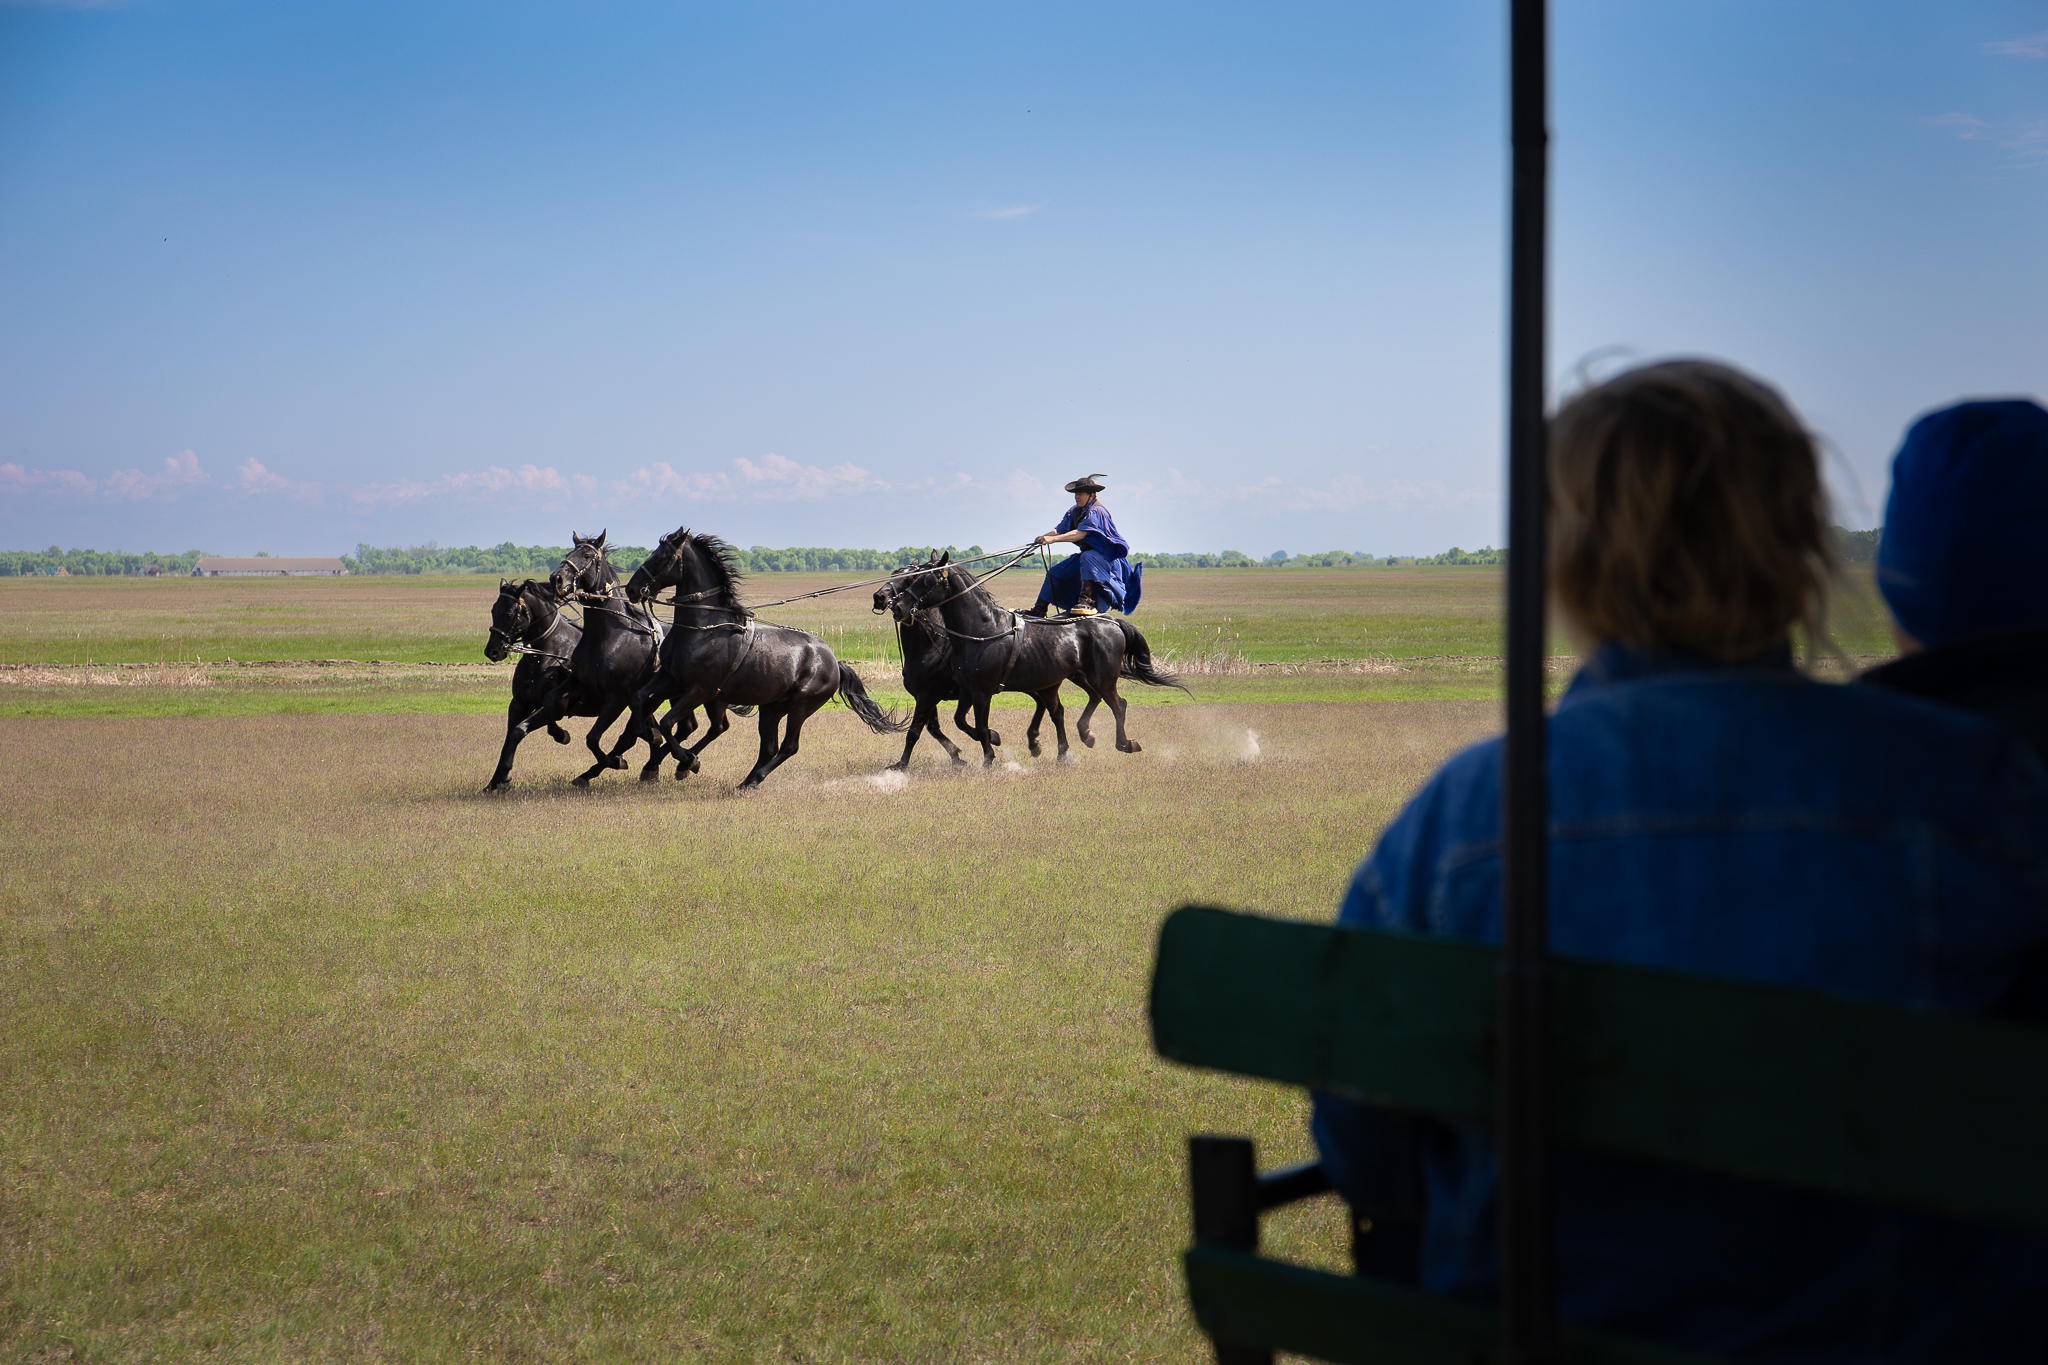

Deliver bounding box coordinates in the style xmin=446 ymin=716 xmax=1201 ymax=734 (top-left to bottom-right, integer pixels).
xmin=1055 ymin=501 xmax=1130 ymax=558
xmin=1313 ymin=644 xmax=2048 ymax=1362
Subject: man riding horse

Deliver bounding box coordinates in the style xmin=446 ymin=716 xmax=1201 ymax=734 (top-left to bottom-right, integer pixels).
xmin=1022 ymin=474 xmax=1141 ymax=618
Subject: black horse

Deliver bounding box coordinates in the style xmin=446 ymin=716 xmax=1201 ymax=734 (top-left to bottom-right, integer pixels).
xmin=481 ymin=578 xmax=583 ymax=792
xmin=624 ymin=527 xmax=904 ymax=790
xmin=511 ymin=531 xmax=672 ymax=786
xmin=871 ymin=563 xmax=1009 ymax=768
xmin=891 ymin=552 xmax=1184 ymax=764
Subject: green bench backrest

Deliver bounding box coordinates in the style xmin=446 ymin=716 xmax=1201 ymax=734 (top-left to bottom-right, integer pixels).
xmin=1150 ymin=905 xmax=2048 ymax=1231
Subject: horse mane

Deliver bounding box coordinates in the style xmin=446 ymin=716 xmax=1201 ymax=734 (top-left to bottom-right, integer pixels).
xmin=681 ymin=529 xmax=748 ymax=612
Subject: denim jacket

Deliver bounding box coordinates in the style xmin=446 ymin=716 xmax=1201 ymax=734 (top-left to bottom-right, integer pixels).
xmin=1313 ymin=644 xmax=2048 ymax=1363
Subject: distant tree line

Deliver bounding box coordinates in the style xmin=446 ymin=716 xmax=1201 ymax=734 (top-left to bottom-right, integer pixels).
xmin=341 ymin=542 xmax=993 ymax=576
xmin=0 ymin=546 xmax=210 ymax=577
xmin=1136 ymin=546 xmax=1506 ymax=568
xmin=3 ymin=531 xmax=1882 ymax=579
xmin=1831 ymin=528 xmax=1880 ymax=565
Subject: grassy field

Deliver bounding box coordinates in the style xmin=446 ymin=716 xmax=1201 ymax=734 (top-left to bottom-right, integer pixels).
xmin=0 ymin=700 xmax=1502 ymax=1362
xmin=0 ymin=564 xmax=1911 ymax=1360
xmin=0 ymin=566 xmax=1522 ymax=668
xmin=0 ymin=565 xmax=1898 ymax=721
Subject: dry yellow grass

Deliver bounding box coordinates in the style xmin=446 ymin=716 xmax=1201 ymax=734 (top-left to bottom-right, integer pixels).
xmin=0 ymin=700 xmax=1499 ymax=1362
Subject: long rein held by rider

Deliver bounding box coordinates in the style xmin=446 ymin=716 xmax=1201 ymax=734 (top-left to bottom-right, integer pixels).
xmin=641 ymin=540 xmax=1042 ymax=635
xmin=904 ymin=546 xmax=1090 ymax=642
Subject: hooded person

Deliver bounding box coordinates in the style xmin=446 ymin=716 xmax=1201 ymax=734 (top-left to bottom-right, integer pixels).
xmin=1021 ymin=474 xmax=1143 ymax=618
xmin=1860 ymin=398 xmax=2048 ymax=761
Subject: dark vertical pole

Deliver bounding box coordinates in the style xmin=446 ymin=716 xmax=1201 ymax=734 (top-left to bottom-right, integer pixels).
xmin=1188 ymin=1136 xmax=1275 ymax=1365
xmin=1500 ymin=0 xmax=1555 ymax=1362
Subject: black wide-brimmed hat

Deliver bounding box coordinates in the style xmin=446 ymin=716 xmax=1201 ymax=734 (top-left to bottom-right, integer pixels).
xmin=1064 ymin=473 xmax=1108 ymax=494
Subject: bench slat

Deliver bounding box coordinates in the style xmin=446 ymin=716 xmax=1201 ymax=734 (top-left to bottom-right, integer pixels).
xmin=1151 ymin=906 xmax=2048 ymax=1230
xmin=1186 ymin=1247 xmax=1720 ymax=1365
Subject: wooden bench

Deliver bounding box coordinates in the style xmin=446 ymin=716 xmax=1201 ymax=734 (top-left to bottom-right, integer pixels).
xmin=1148 ymin=904 xmax=2048 ymax=1365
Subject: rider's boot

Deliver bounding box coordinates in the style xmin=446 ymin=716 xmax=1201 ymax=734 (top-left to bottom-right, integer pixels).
xmin=1064 ymin=582 xmax=1100 ymax=617
xmin=1021 ymin=600 xmax=1051 ymax=618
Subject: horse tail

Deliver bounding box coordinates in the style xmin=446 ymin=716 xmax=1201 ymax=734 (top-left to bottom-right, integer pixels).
xmin=1116 ymin=619 xmax=1190 ymax=692
xmin=837 ymin=663 xmax=909 ymax=733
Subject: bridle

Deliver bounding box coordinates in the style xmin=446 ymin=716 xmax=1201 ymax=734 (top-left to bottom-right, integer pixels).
xmin=556 ymin=543 xmax=663 ymax=639
xmin=490 ymin=584 xmax=575 ymax=664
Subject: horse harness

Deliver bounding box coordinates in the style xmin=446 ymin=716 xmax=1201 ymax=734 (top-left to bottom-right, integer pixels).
xmin=495 ymin=588 xmax=577 ymax=666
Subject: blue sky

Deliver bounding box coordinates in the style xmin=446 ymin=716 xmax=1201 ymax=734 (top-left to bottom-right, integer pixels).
xmin=2 ymin=1 xmax=2043 ymax=557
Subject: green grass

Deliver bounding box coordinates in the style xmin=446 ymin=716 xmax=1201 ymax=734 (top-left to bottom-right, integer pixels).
xmin=0 ymin=701 xmax=1504 ymax=1361
xmin=0 ymin=567 xmax=1897 ymax=721
xmin=0 ymin=563 xmax=1900 ymax=669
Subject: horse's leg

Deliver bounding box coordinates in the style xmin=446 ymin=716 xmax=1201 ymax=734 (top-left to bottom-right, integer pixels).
xmin=953 ymin=695 xmax=999 ymax=750
xmin=647 ymin=700 xmax=697 ymax=779
xmin=606 ymin=696 xmax=657 ymax=777
xmin=737 ymin=704 xmax=787 ymax=789
xmin=631 ymin=676 xmax=682 ymax=780
xmin=1106 ymin=674 xmax=1138 ymax=752
xmin=580 ymin=695 xmax=619 ymax=772
xmin=743 ymin=688 xmax=829 ymax=788
xmin=1074 ymin=688 xmax=1102 ymax=749
xmin=890 ymin=698 xmax=937 ymax=770
xmin=513 ymin=684 xmax=574 ymax=739
xmin=598 ymin=693 xmax=646 ymax=771
xmin=1025 ymin=694 xmax=1048 ymax=758
xmin=675 ymin=693 xmax=728 ymax=779
xmin=972 ymin=692 xmax=999 ymax=766
xmin=573 ymin=697 xmax=629 ymax=786
xmin=485 ymin=699 xmax=531 ymax=792
xmin=1039 ymin=686 xmax=1073 ymax=761
xmin=924 ymin=697 xmax=968 ymax=765
xmin=547 ymin=721 xmax=572 ymax=744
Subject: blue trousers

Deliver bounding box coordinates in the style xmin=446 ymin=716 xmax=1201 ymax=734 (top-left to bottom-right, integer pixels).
xmin=1035 ymin=550 xmax=1139 ymax=613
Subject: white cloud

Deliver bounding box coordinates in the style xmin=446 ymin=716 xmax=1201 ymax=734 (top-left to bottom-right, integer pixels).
xmin=1 ymin=449 xmax=207 ymax=501
xmin=972 ymin=204 xmax=1043 ymax=220
xmin=353 ymin=462 xmax=576 ymax=508
xmin=612 ymin=453 xmax=886 ymax=504
xmin=1932 ymin=111 xmax=1988 ymax=140
xmin=1986 ymin=30 xmax=2048 ymax=58
xmin=234 ymin=458 xmax=291 ymax=493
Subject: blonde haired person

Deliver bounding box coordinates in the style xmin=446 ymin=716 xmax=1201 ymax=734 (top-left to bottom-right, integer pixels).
xmin=1313 ymin=361 xmax=2048 ymax=1362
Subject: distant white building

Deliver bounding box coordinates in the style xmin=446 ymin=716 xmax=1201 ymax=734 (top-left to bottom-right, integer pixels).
xmin=191 ymin=557 xmax=349 ymax=577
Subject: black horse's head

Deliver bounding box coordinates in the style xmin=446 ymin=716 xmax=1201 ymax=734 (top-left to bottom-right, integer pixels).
xmin=877 ymin=554 xmax=942 ymax=624
xmin=625 ymin=526 xmax=684 ymax=604
xmin=550 ymin=530 xmax=613 ymax=601
xmin=625 ymin=526 xmax=748 ymax=612
xmin=891 ymin=552 xmax=959 ymax=618
xmin=486 ymin=578 xmax=545 ymax=661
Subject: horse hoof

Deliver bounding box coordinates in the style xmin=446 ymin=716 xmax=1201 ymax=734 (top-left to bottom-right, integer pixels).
xmin=987 ymin=729 xmax=1003 ymax=747
xmin=550 ymin=731 xmax=571 ymax=745
xmin=1027 ymin=742 xmax=1043 ymax=758
xmin=886 ymin=761 xmax=909 ymax=773
xmin=949 ymin=755 xmax=968 ymax=768
xmin=482 ymin=783 xmax=510 ymax=795
xmin=688 ymin=755 xmax=702 ymax=774
xmin=1079 ymin=733 xmax=1097 ymax=748
xmin=640 ymin=769 xmax=661 ymax=783
xmin=1120 ymin=739 xmax=1141 ymax=753
xmin=571 ymin=776 xmax=592 ymax=788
